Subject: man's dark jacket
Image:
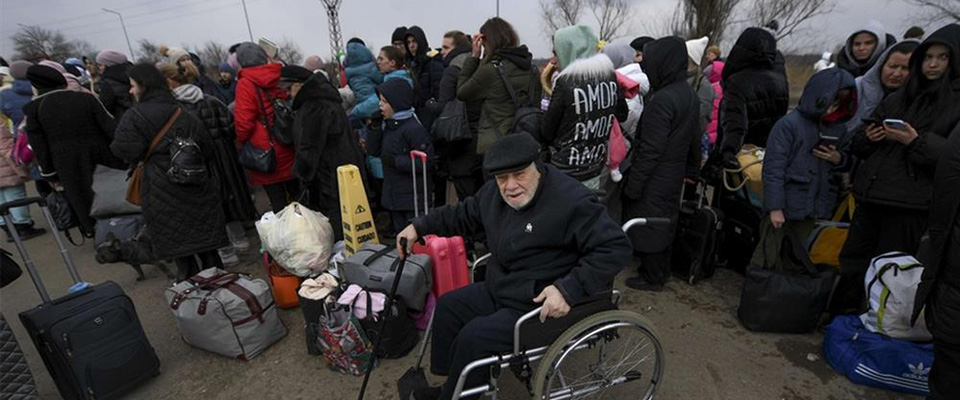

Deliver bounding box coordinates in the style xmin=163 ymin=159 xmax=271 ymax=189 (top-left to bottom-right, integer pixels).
xmin=413 ymin=163 xmax=633 ymax=311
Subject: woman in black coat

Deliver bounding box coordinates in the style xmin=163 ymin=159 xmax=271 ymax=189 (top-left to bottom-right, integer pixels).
xmin=23 ymin=65 xmax=126 ymax=235
xmin=111 ymin=64 xmax=227 ymax=281
xmin=161 ymin=63 xmax=257 ymax=254
xmin=621 ymin=37 xmax=702 ymax=291
xmin=836 ymin=24 xmax=960 ymax=314
xmin=282 ymin=66 xmax=365 ymax=242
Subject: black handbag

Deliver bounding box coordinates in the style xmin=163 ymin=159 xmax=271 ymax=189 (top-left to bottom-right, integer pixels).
xmin=737 ymin=226 xmax=839 ymax=333
xmin=238 ymin=140 xmax=276 ymax=172
xmin=45 ymin=190 xmax=77 ymax=232
xmin=358 ymin=292 xmax=418 ymax=359
xmin=430 ymin=99 xmax=472 ymax=142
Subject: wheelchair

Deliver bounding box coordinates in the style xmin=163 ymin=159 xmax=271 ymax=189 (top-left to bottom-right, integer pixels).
xmin=451 ymin=217 xmax=668 ymax=400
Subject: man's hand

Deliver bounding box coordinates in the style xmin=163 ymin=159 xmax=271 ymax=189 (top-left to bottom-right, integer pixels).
xmin=533 ymin=285 xmax=570 ymax=323
xmin=396 ymin=224 xmax=419 ymax=258
xmin=770 ymin=209 xmax=785 ymax=229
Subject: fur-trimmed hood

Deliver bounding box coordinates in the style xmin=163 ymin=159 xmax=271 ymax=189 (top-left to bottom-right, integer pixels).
xmin=558 ymin=53 xmax=615 ymax=80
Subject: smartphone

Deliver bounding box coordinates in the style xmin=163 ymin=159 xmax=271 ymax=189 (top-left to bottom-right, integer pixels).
xmin=817 ymin=133 xmax=841 ymax=148
xmin=883 ymin=118 xmax=908 ymax=130
xmin=479 ymin=39 xmax=486 ymax=59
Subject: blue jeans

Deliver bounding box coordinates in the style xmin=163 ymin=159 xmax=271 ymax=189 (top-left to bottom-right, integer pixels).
xmin=0 ymin=183 xmax=32 ymax=226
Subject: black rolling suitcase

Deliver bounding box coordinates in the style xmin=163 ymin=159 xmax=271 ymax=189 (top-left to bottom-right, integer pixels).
xmin=716 ymin=191 xmax=763 ymax=274
xmin=671 ymin=182 xmax=723 ymax=284
xmin=2 ymin=197 xmax=160 ymax=400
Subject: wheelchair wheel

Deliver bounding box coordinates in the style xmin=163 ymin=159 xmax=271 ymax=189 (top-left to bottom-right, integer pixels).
xmin=531 ymin=310 xmax=664 ymax=400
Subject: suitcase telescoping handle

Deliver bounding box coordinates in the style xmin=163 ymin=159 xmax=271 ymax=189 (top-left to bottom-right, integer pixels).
xmin=410 ymin=150 xmax=429 ymax=218
xmin=358 ymin=238 xmax=411 ymax=400
xmin=1 ymin=197 xmax=83 ymax=304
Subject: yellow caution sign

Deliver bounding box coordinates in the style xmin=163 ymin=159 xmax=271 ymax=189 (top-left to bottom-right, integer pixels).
xmin=337 ymin=164 xmax=379 ymax=255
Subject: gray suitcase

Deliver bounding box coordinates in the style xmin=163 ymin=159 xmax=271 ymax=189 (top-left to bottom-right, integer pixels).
xmin=165 ymin=268 xmax=287 ymax=360
xmin=342 ymin=243 xmax=432 ymax=311
xmin=0 ymin=314 xmax=38 ymax=400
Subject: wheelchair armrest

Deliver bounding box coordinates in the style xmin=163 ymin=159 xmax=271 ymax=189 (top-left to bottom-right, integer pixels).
xmin=513 ymin=292 xmax=618 ymax=355
xmin=470 ymin=253 xmax=492 ymax=283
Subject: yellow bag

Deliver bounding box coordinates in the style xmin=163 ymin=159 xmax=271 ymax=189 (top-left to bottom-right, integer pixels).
xmin=723 ymin=144 xmax=765 ymax=202
xmin=807 ymin=194 xmax=856 ymax=267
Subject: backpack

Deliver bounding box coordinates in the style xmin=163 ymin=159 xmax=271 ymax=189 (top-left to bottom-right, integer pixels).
xmin=860 ymin=252 xmax=931 ymax=341
xmin=167 ymin=131 xmax=208 ymax=185
xmin=256 ymin=87 xmax=295 ymax=146
xmin=492 ymin=60 xmax=542 ymax=139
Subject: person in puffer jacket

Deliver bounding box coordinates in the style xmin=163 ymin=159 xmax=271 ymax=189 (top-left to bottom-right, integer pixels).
xmin=539 ymin=25 xmax=626 ymax=190
xmin=0 ymin=61 xmax=33 ymax=128
xmin=704 ymin=60 xmax=725 ymax=146
xmin=753 ymin=68 xmax=856 ymax=268
xmin=345 ymin=41 xmax=383 ymax=119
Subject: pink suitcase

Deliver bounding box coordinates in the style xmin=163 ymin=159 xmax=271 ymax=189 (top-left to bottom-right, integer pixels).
xmin=409 ymin=151 xmax=471 ymax=298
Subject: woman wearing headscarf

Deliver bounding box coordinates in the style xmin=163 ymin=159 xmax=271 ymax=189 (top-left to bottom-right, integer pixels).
xmin=23 ymin=64 xmax=125 ymax=235
xmin=621 ymin=37 xmax=702 ymax=291
xmin=836 ymin=24 xmax=960 ymax=314
xmin=111 ymin=63 xmax=227 ymax=281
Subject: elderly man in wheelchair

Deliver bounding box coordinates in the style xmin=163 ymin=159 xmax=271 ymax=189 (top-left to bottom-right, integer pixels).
xmin=397 ymin=134 xmax=666 ymax=400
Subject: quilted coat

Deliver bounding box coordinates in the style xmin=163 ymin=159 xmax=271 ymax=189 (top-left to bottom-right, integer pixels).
xmin=345 ymin=42 xmax=384 ymax=119
xmin=111 ymin=90 xmax=227 ymax=259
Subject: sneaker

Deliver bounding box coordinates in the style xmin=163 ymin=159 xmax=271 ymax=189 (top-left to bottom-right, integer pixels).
xmin=231 ymin=236 xmax=250 ymax=252
xmin=412 ymin=386 xmax=442 ymax=400
xmin=7 ymin=224 xmax=46 ymax=242
xmin=625 ymin=277 xmax=664 ymax=292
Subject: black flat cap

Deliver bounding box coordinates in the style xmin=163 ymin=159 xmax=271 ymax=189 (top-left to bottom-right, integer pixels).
xmin=280 ymin=65 xmax=314 ymax=84
xmin=483 ymin=133 xmax=540 ymax=176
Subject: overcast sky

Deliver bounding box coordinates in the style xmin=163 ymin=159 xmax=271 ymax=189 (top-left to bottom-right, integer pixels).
xmin=0 ymin=0 xmax=946 ymax=63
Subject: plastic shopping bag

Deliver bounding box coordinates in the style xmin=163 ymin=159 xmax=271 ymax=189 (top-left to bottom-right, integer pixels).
xmin=256 ymin=202 xmax=335 ymax=277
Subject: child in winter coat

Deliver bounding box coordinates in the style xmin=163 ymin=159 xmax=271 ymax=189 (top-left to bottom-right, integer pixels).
xmin=345 ymin=42 xmax=383 ymax=119
xmin=0 ymin=116 xmax=44 ymax=241
xmin=367 ymin=78 xmax=434 ymax=233
xmin=753 ymin=68 xmax=857 ymax=269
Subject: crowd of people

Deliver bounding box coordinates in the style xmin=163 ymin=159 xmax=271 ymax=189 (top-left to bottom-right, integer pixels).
xmin=1 ymin=15 xmax=959 ymax=400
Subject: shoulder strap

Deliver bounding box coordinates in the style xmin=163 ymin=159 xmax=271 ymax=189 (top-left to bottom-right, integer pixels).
xmin=492 ymin=61 xmax=521 ymax=109
xmin=254 ymin=87 xmax=276 ymax=145
xmin=142 ymin=108 xmax=182 ymax=163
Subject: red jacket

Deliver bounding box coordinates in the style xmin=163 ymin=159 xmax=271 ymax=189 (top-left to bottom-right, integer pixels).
xmin=234 ymin=63 xmax=294 ymax=185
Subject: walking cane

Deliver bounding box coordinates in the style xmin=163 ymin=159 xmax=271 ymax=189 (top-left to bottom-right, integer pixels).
xmin=357 ymin=237 xmax=411 ymax=400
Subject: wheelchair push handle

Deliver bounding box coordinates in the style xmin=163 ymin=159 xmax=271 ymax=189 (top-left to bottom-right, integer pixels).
xmin=621 ymin=217 xmax=671 ymax=233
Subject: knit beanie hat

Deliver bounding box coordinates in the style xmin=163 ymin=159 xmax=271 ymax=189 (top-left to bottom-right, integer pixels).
xmin=630 ymin=36 xmax=655 ymax=52
xmin=706 ymin=45 xmax=721 ymax=59
xmin=553 ymin=25 xmax=599 ymax=70
xmin=26 ymin=64 xmax=67 ymax=90
xmin=236 ymin=42 xmax=268 ymax=68
xmin=218 ymin=62 xmax=234 ymax=74
xmin=391 ymin=26 xmax=408 ymax=43
xmin=158 ymin=45 xmax=190 ymax=64
xmin=9 ymin=60 xmax=31 ymax=80
xmin=303 ymin=55 xmax=323 ymax=72
xmin=685 ymin=36 xmax=709 ymax=66
xmin=377 ymin=78 xmax=414 ymax=112
xmin=904 ymin=26 xmax=924 ymax=39
xmin=96 ymin=50 xmax=128 ymax=67
xmin=38 ymin=60 xmax=67 ymax=75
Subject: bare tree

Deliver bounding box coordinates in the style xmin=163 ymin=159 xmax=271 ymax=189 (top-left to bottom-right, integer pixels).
xmin=277 ymin=37 xmax=304 ymax=65
xmin=747 ymin=0 xmax=835 ymax=40
xmin=670 ymin=0 xmax=742 ymax=44
xmin=198 ymin=40 xmax=228 ymax=77
xmin=12 ymin=25 xmax=91 ymax=61
xmin=137 ymin=39 xmax=161 ymax=65
xmin=541 ymin=0 xmax=584 ymax=34
xmin=908 ymin=0 xmax=960 ymax=24
xmin=540 ymin=0 xmax=633 ymax=41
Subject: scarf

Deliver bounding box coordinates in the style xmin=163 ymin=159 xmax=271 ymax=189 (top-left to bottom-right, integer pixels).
xmin=172 ymin=84 xmax=204 ymax=104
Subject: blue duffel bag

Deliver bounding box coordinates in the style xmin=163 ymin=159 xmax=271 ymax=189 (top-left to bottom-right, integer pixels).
xmin=823 ymin=315 xmax=933 ymax=396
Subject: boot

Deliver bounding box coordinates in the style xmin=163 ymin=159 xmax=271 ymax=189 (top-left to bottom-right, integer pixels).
xmin=7 ymin=223 xmax=46 ymax=242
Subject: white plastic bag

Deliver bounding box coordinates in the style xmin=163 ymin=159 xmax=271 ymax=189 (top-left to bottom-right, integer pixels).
xmin=256 ymin=202 xmax=334 ymax=277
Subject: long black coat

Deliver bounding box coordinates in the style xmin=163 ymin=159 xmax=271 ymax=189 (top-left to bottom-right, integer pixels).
xmin=23 ymin=89 xmax=126 ymax=234
xmin=412 ymin=164 xmax=632 ymax=310
xmin=716 ymin=28 xmax=789 ymax=162
xmin=914 ymin=123 xmax=960 ymax=344
xmin=291 ymin=73 xmax=365 ymax=240
xmin=429 ymin=49 xmax=482 ymax=179
xmin=177 ymin=92 xmax=258 ymax=223
xmin=621 ymin=37 xmax=701 ymax=253
xmin=110 ymin=91 xmax=227 ymax=259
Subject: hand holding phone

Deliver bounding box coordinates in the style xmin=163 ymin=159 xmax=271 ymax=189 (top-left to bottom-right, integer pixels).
xmin=883 ymin=118 xmax=908 ymax=131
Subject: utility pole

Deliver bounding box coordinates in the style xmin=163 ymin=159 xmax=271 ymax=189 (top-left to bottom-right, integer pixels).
xmin=240 ymin=0 xmax=254 ymax=41
xmin=102 ymin=8 xmax=136 ymax=62
xmin=497 ymin=0 xmax=500 ymax=17
xmin=319 ymin=0 xmax=344 ymax=66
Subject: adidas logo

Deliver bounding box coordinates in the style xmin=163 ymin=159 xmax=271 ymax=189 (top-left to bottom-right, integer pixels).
xmin=903 ymin=362 xmax=930 ymax=381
